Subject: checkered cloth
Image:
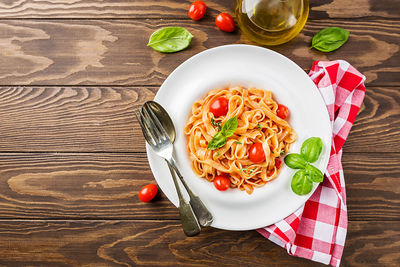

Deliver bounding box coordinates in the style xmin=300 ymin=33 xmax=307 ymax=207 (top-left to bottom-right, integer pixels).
xmin=257 ymin=60 xmax=366 ymax=266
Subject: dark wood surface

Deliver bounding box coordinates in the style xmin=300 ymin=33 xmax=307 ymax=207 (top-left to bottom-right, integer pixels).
xmin=0 ymin=0 xmax=398 ymax=266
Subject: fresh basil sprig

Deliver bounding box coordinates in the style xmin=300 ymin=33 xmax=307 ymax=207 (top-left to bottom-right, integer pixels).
xmin=311 ymin=27 xmax=349 ymax=52
xmin=284 ymin=153 xmax=307 ymax=169
xmin=207 ymin=116 xmax=238 ymax=150
xmin=147 ymin=27 xmax=193 ymax=53
xmin=285 ymin=137 xmax=324 ymax=195
xmin=305 ymin=164 xmax=323 ymax=183
xmin=291 ymin=169 xmax=313 ymax=195
xmin=301 ymin=137 xmax=323 ymax=163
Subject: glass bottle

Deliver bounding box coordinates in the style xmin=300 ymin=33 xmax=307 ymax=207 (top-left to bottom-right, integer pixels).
xmin=235 ymin=0 xmax=309 ymax=46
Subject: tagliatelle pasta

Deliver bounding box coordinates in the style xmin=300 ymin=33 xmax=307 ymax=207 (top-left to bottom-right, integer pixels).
xmin=184 ymin=86 xmax=297 ymax=194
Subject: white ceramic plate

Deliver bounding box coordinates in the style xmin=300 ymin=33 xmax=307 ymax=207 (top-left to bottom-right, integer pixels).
xmin=146 ymin=44 xmax=332 ymax=231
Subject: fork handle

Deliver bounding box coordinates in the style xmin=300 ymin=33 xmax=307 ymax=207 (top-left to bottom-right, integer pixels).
xmin=166 ymin=160 xmax=200 ymax=237
xmin=167 ymin=158 xmax=213 ymax=227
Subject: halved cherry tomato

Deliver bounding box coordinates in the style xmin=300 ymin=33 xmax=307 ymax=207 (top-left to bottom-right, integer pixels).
xmin=213 ymin=175 xmax=230 ymax=191
xmin=188 ymin=1 xmax=207 ymax=21
xmin=215 ymin=13 xmax=235 ymax=32
xmin=138 ymin=184 xmax=158 ymax=202
xmin=209 ymin=97 xmax=229 ymax=117
xmin=275 ymin=158 xmax=282 ymax=169
xmin=277 ymin=104 xmax=289 ymax=119
xmin=248 ymin=143 xmax=266 ymax=163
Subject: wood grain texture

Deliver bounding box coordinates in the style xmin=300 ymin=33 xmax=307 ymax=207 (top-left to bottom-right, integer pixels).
xmin=0 ymin=152 xmax=397 ymax=220
xmin=0 ymin=19 xmax=398 ymax=86
xmin=342 ymin=86 xmax=400 ymax=153
xmin=0 ymin=86 xmax=397 ymax=153
xmin=0 ymin=0 xmax=398 ymax=19
xmin=0 ymin=87 xmax=155 ymax=152
xmin=0 ymin=220 xmax=397 ymax=266
xmin=0 ymin=0 xmax=397 ymax=266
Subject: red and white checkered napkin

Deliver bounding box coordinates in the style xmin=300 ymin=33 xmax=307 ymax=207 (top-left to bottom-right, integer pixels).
xmin=257 ymin=60 xmax=366 ymax=266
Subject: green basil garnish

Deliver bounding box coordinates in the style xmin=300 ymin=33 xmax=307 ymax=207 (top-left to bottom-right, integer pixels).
xmin=291 ymin=169 xmax=313 ymax=195
xmin=285 ymin=137 xmax=324 ymax=196
xmin=311 ymin=27 xmax=349 ymax=52
xmin=284 ymin=153 xmax=307 ymax=169
xmin=207 ymin=116 xmax=238 ymax=150
xmin=301 ymin=137 xmax=323 ymax=163
xmin=221 ymin=116 xmax=238 ymax=137
xmin=305 ymin=164 xmax=324 ymax=183
xmin=147 ymin=27 xmax=193 ymax=53
xmin=207 ymin=132 xmax=226 ymax=150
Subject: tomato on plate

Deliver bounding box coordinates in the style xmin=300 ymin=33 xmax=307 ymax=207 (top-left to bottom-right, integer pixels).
xmin=138 ymin=184 xmax=158 ymax=202
xmin=209 ymin=97 xmax=229 ymax=117
xmin=248 ymin=143 xmax=266 ymax=163
xmin=277 ymin=104 xmax=289 ymax=119
xmin=215 ymin=13 xmax=235 ymax=32
xmin=214 ymin=175 xmax=230 ymax=191
xmin=188 ymin=1 xmax=207 ymax=21
xmin=275 ymin=158 xmax=282 ymax=169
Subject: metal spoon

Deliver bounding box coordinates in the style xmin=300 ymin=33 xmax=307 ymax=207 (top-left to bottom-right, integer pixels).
xmin=144 ymin=101 xmax=213 ymax=227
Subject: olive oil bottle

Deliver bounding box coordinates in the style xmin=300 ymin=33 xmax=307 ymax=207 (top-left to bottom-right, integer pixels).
xmin=236 ymin=0 xmax=309 ymax=46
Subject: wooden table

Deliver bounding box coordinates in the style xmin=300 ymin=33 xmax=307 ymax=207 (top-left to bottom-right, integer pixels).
xmin=0 ymin=1 xmax=398 ymax=266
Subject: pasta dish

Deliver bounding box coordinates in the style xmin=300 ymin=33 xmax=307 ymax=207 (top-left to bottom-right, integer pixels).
xmin=184 ymin=86 xmax=296 ymax=194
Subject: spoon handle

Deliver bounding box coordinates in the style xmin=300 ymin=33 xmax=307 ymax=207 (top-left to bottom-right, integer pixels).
xmin=167 ymin=158 xmax=213 ymax=227
xmin=166 ymin=160 xmax=200 ymax=236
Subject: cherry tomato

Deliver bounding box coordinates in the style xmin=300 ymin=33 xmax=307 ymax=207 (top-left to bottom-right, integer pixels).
xmin=188 ymin=1 xmax=207 ymax=21
xmin=213 ymin=175 xmax=230 ymax=191
xmin=215 ymin=13 xmax=235 ymax=32
xmin=277 ymin=104 xmax=289 ymax=119
xmin=275 ymin=158 xmax=282 ymax=169
xmin=248 ymin=143 xmax=266 ymax=163
xmin=138 ymin=184 xmax=158 ymax=202
xmin=209 ymin=97 xmax=229 ymax=117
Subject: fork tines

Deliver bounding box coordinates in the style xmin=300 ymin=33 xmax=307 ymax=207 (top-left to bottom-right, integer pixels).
xmin=141 ymin=104 xmax=171 ymax=142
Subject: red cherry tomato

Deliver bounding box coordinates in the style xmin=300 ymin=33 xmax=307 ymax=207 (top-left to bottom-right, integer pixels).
xmin=209 ymin=97 xmax=229 ymax=117
xmin=275 ymin=158 xmax=282 ymax=169
xmin=213 ymin=175 xmax=230 ymax=191
xmin=138 ymin=184 xmax=158 ymax=202
xmin=188 ymin=1 xmax=207 ymax=20
xmin=215 ymin=13 xmax=235 ymax=32
xmin=277 ymin=104 xmax=289 ymax=119
xmin=248 ymin=143 xmax=266 ymax=163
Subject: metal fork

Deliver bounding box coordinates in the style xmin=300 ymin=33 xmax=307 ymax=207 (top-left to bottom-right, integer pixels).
xmin=135 ymin=108 xmax=200 ymax=237
xmin=140 ymin=104 xmax=213 ymax=227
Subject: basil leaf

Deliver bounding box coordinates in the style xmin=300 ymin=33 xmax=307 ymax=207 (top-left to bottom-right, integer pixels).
xmin=207 ymin=116 xmax=238 ymax=150
xmin=311 ymin=27 xmax=349 ymax=52
xmin=291 ymin=169 xmax=313 ymax=195
xmin=305 ymin=164 xmax=324 ymax=183
xmin=207 ymin=132 xmax=226 ymax=150
xmin=284 ymin=153 xmax=307 ymax=169
xmin=301 ymin=137 xmax=323 ymax=163
xmin=147 ymin=27 xmax=193 ymax=53
xmin=221 ymin=116 xmax=238 ymax=137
